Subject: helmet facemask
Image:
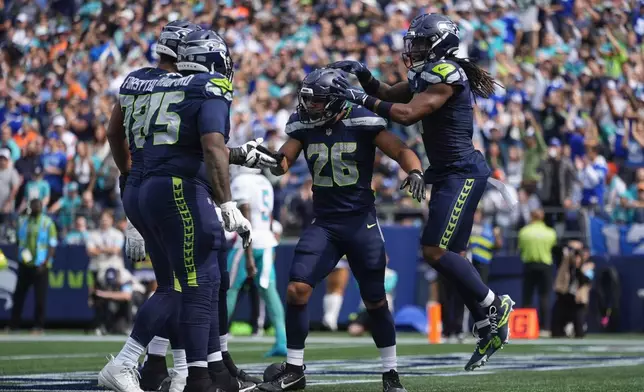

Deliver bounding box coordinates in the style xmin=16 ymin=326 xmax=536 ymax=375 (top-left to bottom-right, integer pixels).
xmin=402 ymin=36 xmax=436 ymax=72
xmin=297 ymin=87 xmax=343 ymax=125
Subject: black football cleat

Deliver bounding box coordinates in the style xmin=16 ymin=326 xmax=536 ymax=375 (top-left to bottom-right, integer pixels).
xmin=183 ymin=374 xmax=223 ymax=392
xmin=209 ymin=362 xmax=256 ymax=392
xmin=223 ymin=351 xmax=262 ymax=384
xmin=139 ymin=354 xmax=170 ymax=391
xmin=258 ymin=363 xmax=305 ymax=392
xmin=382 ymin=369 xmax=407 ymax=392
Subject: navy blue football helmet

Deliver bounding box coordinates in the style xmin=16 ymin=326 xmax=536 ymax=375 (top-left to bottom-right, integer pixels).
xmin=156 ymin=20 xmax=202 ymax=59
xmin=177 ymin=29 xmax=234 ymax=81
xmin=297 ymin=68 xmax=347 ymax=125
xmin=402 ymin=14 xmax=460 ymax=71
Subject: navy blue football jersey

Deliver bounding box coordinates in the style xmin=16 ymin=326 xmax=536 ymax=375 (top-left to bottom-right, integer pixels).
xmin=285 ymin=105 xmax=386 ymax=215
xmin=119 ymin=67 xmax=169 ymax=182
xmin=407 ymin=59 xmax=490 ymax=181
xmin=127 ymin=71 xmax=232 ymax=192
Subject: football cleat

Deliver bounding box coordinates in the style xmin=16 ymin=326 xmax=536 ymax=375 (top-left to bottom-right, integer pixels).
xmin=464 ymin=295 xmax=515 ymax=371
xmin=258 ymin=363 xmax=305 ymax=391
xmin=168 ymin=369 xmax=187 ymax=392
xmin=223 ymin=352 xmax=262 ymax=384
xmin=382 ymin=369 xmax=407 ymax=392
xmin=98 ymin=355 xmax=144 ymax=392
xmin=138 ymin=355 xmax=169 ymax=391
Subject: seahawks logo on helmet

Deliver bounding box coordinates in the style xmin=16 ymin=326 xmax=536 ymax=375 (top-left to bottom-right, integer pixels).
xmin=436 ymin=21 xmax=458 ymax=36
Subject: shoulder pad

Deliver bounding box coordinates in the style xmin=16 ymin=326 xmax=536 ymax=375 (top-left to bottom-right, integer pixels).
xmin=421 ymin=59 xmax=465 ymax=85
xmin=285 ymin=114 xmax=317 ymax=135
xmin=341 ymin=106 xmax=386 ymax=129
xmin=190 ymin=72 xmax=234 ymax=102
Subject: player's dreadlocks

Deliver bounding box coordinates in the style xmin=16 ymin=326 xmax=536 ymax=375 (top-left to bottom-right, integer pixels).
xmin=449 ymin=57 xmax=499 ymax=99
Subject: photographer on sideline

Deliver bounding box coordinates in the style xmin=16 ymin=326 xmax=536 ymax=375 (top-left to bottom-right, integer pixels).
xmin=91 ymin=265 xmax=144 ymax=335
xmin=552 ymin=241 xmax=594 ymax=338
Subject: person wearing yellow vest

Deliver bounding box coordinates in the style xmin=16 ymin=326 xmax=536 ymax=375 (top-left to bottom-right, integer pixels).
xmin=9 ymin=199 xmax=57 ymax=333
xmin=518 ymin=208 xmax=557 ymax=335
xmin=469 ymin=209 xmax=503 ymax=284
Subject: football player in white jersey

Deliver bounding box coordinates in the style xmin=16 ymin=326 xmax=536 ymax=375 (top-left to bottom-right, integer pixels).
xmin=226 ymin=167 xmax=287 ymax=357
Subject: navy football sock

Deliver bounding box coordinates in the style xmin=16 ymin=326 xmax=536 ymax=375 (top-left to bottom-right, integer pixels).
xmin=433 ymin=251 xmax=492 ymax=322
xmin=167 ymin=290 xmax=184 ymax=348
xmin=366 ymin=303 xmax=396 ymax=348
xmin=181 ymin=286 xmax=212 ymax=364
xmin=286 ymin=303 xmax=308 ymax=350
xmin=208 ymin=279 xmax=222 ymax=356
xmin=130 ymin=289 xmax=174 ymax=347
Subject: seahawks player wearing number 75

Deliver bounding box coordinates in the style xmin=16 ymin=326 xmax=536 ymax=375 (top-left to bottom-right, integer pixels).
xmin=258 ymin=67 xmax=425 ymax=392
xmin=328 ymin=13 xmax=515 ymax=371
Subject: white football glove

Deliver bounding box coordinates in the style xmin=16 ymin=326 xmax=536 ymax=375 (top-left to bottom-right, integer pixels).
xmin=240 ymin=138 xmax=278 ymax=169
xmin=125 ymin=219 xmax=146 ymax=262
xmin=220 ymin=201 xmax=253 ymax=248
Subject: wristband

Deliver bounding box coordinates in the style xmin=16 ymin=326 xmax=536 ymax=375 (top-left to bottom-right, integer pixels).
xmin=363 ymin=76 xmax=380 ymax=95
xmin=364 ymin=96 xmax=393 ymax=119
xmin=229 ymin=146 xmax=246 ymax=165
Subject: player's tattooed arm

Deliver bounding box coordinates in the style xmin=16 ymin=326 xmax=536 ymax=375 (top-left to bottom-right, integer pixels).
xmin=374 ymin=130 xmax=426 ymax=202
xmin=202 ymin=132 xmax=232 ymax=205
xmin=373 ymin=81 xmax=414 ymax=104
xmin=270 ymin=137 xmax=302 ymax=176
xmin=328 ymin=60 xmax=412 ymax=103
xmin=106 ymin=103 xmax=131 ymax=175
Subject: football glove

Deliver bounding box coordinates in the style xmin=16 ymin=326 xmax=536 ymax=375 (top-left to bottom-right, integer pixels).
xmin=240 ymin=138 xmax=279 ymax=169
xmin=125 ymin=219 xmax=146 ymax=262
xmin=400 ymin=169 xmax=426 ymax=202
xmin=220 ymin=201 xmax=253 ymax=249
xmin=328 ymin=60 xmax=372 ymax=83
xmin=331 ymin=76 xmax=368 ymax=105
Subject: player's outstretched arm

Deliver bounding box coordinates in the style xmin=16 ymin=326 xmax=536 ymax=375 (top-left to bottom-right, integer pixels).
xmin=328 ymin=60 xmax=412 ymax=103
xmin=106 ymin=103 xmax=130 ymax=176
xmin=202 ymin=132 xmax=233 ymax=205
xmin=270 ymin=137 xmax=302 ymax=176
xmin=332 ymin=78 xmax=454 ymax=126
xmin=375 ymin=130 xmax=426 ymax=202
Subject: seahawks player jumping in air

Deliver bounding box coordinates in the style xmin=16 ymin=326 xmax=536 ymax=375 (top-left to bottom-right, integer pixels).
xmin=259 ymin=67 xmax=425 ymax=392
xmin=103 ymin=25 xmax=269 ymax=392
xmin=329 ymin=13 xmax=515 ymax=371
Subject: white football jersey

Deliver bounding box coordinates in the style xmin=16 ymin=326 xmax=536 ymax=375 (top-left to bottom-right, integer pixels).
xmin=230 ymin=172 xmax=277 ymax=249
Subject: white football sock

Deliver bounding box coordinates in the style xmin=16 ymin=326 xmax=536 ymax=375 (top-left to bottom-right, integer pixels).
xmin=148 ymin=336 xmax=169 ymax=357
xmin=114 ymin=337 xmax=145 ymax=367
xmin=172 ymin=349 xmax=188 ymax=377
xmin=379 ymin=345 xmax=397 ymax=373
xmin=207 ymin=351 xmax=223 ymax=363
xmin=219 ymin=334 xmax=228 ymax=353
xmin=478 ymin=289 xmax=495 ymax=308
xmin=286 ymin=349 xmax=304 ymax=367
xmin=187 ymin=361 xmax=207 ymax=368
xmin=323 ymin=293 xmax=343 ymax=329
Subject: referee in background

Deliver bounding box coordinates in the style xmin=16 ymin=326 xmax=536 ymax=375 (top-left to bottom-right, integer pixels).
xmin=518 ymin=208 xmax=557 ymax=335
xmin=9 ymin=199 xmax=57 ymax=333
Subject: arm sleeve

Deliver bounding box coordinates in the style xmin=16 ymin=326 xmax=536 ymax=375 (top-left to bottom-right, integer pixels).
xmin=197 ymin=98 xmax=230 ymax=136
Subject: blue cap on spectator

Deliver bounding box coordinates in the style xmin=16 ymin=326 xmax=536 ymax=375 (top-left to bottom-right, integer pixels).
xmin=549 ymin=137 xmax=561 ymax=147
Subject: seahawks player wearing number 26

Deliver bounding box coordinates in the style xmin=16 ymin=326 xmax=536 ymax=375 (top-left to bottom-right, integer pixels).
xmin=329 ymin=13 xmax=515 ymax=371
xmin=259 ymin=68 xmax=425 ymax=392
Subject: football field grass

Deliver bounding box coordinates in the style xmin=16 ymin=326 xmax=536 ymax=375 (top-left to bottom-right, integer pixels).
xmin=1 ymin=333 xmax=644 ymax=391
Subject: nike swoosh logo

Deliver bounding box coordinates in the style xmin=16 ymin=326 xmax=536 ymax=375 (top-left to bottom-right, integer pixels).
xmin=478 ymin=340 xmax=493 ymax=355
xmin=499 ymin=298 xmax=512 ymax=327
xmin=367 ymin=223 xmax=377 ymax=229
xmin=437 ymin=65 xmax=450 ymax=73
xmin=280 ymin=376 xmax=304 ymax=389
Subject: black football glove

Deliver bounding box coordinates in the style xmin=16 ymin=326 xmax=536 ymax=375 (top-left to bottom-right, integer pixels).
xmin=400 ymin=170 xmax=426 ymax=202
xmin=328 ymin=60 xmax=372 ymax=83
xmin=331 ymin=76 xmax=368 ymax=105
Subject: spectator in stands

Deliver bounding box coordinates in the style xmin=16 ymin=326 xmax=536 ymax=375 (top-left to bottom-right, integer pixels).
xmin=9 ymin=199 xmax=57 ymax=334
xmin=518 ymin=208 xmax=557 ymax=335
xmin=1 ymin=125 xmax=20 ymax=162
xmin=521 ymin=112 xmax=547 ymax=191
xmin=66 ymin=141 xmax=96 ymax=196
xmin=77 ymin=191 xmax=101 ymax=230
xmin=0 ymin=149 xmax=20 ymax=236
xmin=538 ymin=137 xmax=577 ymax=228
xmin=64 ymin=215 xmax=90 ymax=246
xmin=41 ymin=138 xmax=67 ymax=206
xmin=14 ymin=139 xmax=43 ymax=208
xmin=50 ymin=182 xmax=82 ymax=235
xmin=577 ymin=141 xmax=608 ymax=211
xmin=552 ymin=241 xmax=594 ymax=338
xmin=86 ymin=210 xmax=125 ymax=278
xmin=632 ymin=183 xmax=644 ymax=223
xmin=19 ymin=166 xmax=49 ymax=214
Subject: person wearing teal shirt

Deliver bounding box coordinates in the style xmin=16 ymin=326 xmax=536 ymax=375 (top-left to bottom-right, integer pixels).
xmin=20 ymin=166 xmax=51 ymax=212
xmin=9 ymin=199 xmax=57 ymax=333
xmin=64 ymin=215 xmax=90 ymax=246
xmin=50 ymin=182 xmax=82 ymax=233
xmin=1 ymin=125 xmax=20 ymax=162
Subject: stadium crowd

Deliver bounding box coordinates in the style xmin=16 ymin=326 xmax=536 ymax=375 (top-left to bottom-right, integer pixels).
xmin=0 ymin=0 xmax=643 ymax=245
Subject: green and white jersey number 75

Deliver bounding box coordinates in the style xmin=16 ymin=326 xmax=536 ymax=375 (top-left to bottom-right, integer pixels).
xmin=120 ymin=91 xmax=184 ymax=148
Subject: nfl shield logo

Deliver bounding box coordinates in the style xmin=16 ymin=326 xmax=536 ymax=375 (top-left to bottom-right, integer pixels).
xmin=326 ymin=128 xmax=332 ymax=136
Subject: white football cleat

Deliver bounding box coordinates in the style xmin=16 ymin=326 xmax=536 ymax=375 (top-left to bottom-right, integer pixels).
xmin=98 ymin=355 xmax=143 ymax=392
xmin=168 ymin=369 xmax=187 ymax=392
